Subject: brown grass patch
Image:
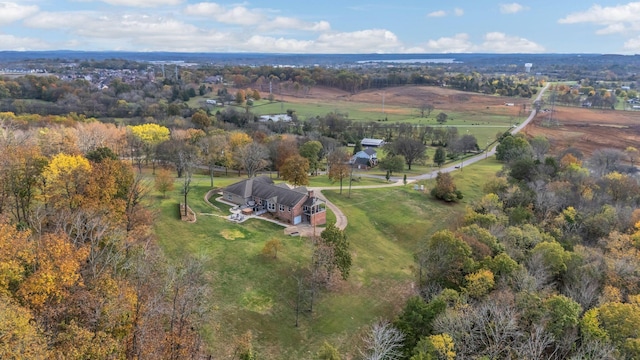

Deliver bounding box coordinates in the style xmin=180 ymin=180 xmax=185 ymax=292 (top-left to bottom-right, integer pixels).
xmin=522 ymin=106 xmax=640 ymax=157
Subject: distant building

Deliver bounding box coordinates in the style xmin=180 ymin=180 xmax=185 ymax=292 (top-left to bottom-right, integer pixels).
xmin=360 ymin=138 xmax=385 ymax=147
xmin=259 ymin=114 xmax=292 ymax=122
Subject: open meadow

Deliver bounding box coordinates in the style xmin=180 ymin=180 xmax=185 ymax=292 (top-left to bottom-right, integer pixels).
xmin=153 ymin=157 xmax=503 ymax=358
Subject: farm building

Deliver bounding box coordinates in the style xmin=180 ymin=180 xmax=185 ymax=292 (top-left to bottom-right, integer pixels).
xmin=361 ymin=138 xmax=385 ymax=147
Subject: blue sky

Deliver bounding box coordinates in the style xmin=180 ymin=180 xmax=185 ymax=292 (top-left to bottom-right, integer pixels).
xmin=1 ymin=1 xmax=640 ymax=53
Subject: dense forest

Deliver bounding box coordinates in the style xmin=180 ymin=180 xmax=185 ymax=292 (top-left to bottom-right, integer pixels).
xmin=386 ymin=134 xmax=640 ymax=360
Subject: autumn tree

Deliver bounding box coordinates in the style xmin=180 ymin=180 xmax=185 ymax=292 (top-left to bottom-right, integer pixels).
xmin=191 ymin=110 xmax=211 ymax=130
xmin=43 ymin=153 xmax=92 ymax=210
xmin=155 ymin=168 xmax=174 ymax=198
xmin=2 ymin=145 xmax=47 ymax=224
xmin=128 ymin=123 xmax=170 ymax=173
xmin=0 ymin=295 xmax=50 ymax=359
xmin=272 ymin=135 xmax=299 ymax=177
xmin=198 ymin=133 xmax=227 ymax=187
xmin=227 ymin=131 xmax=252 ymax=175
xmin=281 ymin=154 xmax=310 ymax=186
xmin=327 ymin=149 xmax=351 ymax=194
xmin=431 ymin=172 xmax=463 ymax=202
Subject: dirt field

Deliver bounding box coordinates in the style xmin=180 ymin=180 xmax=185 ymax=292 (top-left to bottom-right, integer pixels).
xmin=277 ymin=85 xmax=640 ymax=156
xmin=522 ymin=106 xmax=640 ymax=157
xmin=279 ymin=85 xmax=526 ymax=117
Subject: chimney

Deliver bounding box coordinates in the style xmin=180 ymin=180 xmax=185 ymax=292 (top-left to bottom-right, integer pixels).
xmin=308 ymin=190 xmax=314 ymax=198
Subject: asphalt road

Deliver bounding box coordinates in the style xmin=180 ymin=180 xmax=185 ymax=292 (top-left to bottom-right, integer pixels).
xmin=312 ymin=83 xmax=550 ymax=230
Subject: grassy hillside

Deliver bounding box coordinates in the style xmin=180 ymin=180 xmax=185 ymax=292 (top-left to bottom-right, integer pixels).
xmin=152 ymin=158 xmax=502 ymax=358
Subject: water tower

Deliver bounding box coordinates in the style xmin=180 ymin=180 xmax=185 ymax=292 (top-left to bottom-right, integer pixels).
xmin=524 ymin=63 xmax=533 ymax=73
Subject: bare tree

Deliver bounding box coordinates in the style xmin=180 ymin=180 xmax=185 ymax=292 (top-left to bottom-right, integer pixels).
xmin=588 ymin=148 xmax=625 ymax=177
xmin=515 ymin=325 xmax=555 ymax=360
xmin=360 ymin=320 xmax=405 ymax=360
xmin=238 ymin=142 xmax=270 ymax=178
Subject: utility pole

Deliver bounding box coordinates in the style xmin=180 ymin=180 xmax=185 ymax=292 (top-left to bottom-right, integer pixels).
xmin=348 ymin=165 xmax=354 ymax=198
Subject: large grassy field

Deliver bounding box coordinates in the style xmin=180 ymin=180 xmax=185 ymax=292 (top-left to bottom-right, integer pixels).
xmin=152 ymin=158 xmax=503 ymax=358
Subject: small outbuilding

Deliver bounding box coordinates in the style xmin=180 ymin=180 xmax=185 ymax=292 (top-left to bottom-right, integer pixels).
xmin=360 ymin=138 xmax=385 ymax=148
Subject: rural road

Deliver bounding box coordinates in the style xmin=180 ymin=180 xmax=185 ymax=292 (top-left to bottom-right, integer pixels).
xmin=312 ymin=83 xmax=550 ymax=231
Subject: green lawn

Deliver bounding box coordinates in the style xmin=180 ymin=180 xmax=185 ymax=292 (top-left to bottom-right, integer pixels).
xmin=152 ymin=157 xmax=503 ymax=358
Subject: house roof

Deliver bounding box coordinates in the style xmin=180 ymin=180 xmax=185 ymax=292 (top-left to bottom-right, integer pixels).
xmin=361 ymin=138 xmax=385 ymax=146
xmin=224 ymin=176 xmax=308 ymax=207
xmin=363 ymin=148 xmax=377 ymax=156
xmin=224 ymin=176 xmax=273 ymax=199
xmin=353 ymin=150 xmax=371 ymax=158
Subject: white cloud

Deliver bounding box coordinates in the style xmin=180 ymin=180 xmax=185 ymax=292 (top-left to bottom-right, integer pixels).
xmin=479 ymin=32 xmax=545 ymax=52
xmin=624 ymin=36 xmax=640 ymax=51
xmin=559 ymin=2 xmax=640 ymax=24
xmin=184 ymin=2 xmax=329 ymax=32
xmin=454 ymin=8 xmax=464 ymax=16
xmin=24 ymin=11 xmax=236 ymax=51
xmin=424 ymin=33 xmax=473 ymax=53
xmin=21 ymin=8 xmax=401 ymax=53
xmin=258 ymin=17 xmax=330 ymax=32
xmin=315 ymin=29 xmax=400 ymax=52
xmin=559 ymin=2 xmax=640 ymax=37
xmin=184 ymin=3 xmax=264 ymax=25
xmin=427 ymin=10 xmax=446 ymax=18
xmin=0 ymin=33 xmax=51 ymax=51
xmin=0 ymin=2 xmax=39 ymax=25
xmin=500 ymin=3 xmax=528 ymax=14
xmin=98 ymin=0 xmax=184 ymax=7
xmin=421 ymin=32 xmax=544 ymax=53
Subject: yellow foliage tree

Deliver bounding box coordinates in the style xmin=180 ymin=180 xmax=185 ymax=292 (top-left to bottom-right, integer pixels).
xmin=17 ymin=232 xmax=89 ymax=309
xmin=0 ymin=218 xmax=34 ymax=296
xmin=464 ymin=269 xmax=495 ymax=298
xmin=0 ymin=295 xmax=49 ymax=359
xmin=43 ymin=153 xmax=92 ymax=210
xmin=428 ymin=333 xmax=456 ymax=360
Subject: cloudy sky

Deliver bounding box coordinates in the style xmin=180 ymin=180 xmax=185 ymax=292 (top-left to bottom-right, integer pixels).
xmin=1 ymin=0 xmax=640 ymax=53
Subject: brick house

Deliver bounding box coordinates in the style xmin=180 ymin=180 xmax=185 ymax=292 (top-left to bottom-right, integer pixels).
xmin=222 ymin=176 xmax=326 ymax=226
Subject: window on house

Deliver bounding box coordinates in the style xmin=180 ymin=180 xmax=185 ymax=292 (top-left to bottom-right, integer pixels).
xmin=268 ymin=202 xmax=276 ymax=211
xmin=226 ymin=193 xmax=233 ymax=200
xmin=303 ymin=205 xmax=309 ymax=212
xmin=288 ymin=207 xmax=291 ymax=212
xmin=279 ymin=204 xmax=285 ymax=211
